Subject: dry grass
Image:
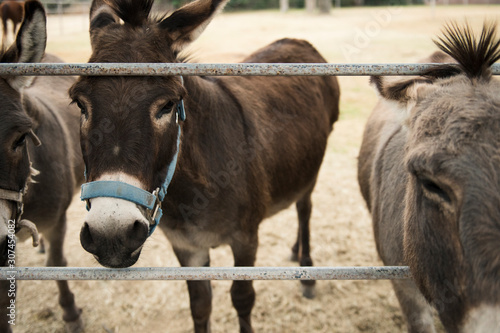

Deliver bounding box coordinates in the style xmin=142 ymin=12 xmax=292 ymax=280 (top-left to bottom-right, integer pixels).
xmin=11 ymin=5 xmax=500 ymax=333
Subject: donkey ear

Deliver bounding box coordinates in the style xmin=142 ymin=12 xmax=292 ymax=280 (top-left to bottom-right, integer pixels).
xmin=4 ymin=0 xmax=47 ymax=91
xmin=370 ymin=76 xmax=434 ymax=103
xmin=370 ymin=76 xmax=436 ymax=122
xmin=159 ymin=0 xmax=229 ymax=53
xmin=89 ymin=0 xmax=119 ymax=48
xmin=370 ymin=50 xmax=461 ymax=103
xmin=16 ymin=1 xmax=46 ymax=64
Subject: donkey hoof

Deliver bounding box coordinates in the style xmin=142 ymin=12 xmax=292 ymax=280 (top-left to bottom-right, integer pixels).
xmin=38 ymin=237 xmax=46 ymax=254
xmin=194 ymin=321 xmax=211 ymax=333
xmin=65 ymin=316 xmax=84 ymax=333
xmin=301 ymin=284 xmax=316 ymax=299
xmin=289 ymin=252 xmax=299 ymax=262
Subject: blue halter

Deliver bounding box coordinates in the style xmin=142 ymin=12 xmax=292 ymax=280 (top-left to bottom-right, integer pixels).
xmin=80 ymin=88 xmax=186 ymax=237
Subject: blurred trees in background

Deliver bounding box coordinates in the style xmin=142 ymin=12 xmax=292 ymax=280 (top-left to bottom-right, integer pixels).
xmin=156 ymin=0 xmax=423 ymax=12
xmin=160 ymin=0 xmax=307 ymax=10
xmin=51 ymin=0 xmax=428 ymax=15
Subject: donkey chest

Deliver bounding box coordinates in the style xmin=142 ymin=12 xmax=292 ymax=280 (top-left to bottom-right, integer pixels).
xmin=162 ymin=222 xmax=230 ymax=251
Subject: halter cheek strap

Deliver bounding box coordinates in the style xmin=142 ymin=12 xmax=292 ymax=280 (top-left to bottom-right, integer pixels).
xmin=0 ymin=188 xmax=25 ymax=222
xmin=80 ymin=81 xmax=186 ymax=237
xmin=0 ymin=130 xmax=41 ymax=223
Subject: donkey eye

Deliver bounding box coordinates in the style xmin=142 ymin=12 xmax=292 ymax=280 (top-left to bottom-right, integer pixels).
xmin=156 ymin=101 xmax=175 ymax=119
xmin=12 ymin=133 xmax=27 ymax=150
xmin=73 ymin=99 xmax=88 ymax=118
xmin=419 ymin=177 xmax=451 ymax=203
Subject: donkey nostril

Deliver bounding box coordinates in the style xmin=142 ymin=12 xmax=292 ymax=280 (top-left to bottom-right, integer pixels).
xmin=125 ymin=220 xmax=148 ymax=251
xmin=80 ymin=222 xmax=97 ymax=255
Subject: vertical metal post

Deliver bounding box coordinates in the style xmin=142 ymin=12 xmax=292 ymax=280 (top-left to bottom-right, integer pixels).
xmin=57 ymin=0 xmax=64 ymax=35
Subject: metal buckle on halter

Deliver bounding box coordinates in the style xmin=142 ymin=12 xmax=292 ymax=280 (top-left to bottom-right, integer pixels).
xmin=177 ymin=99 xmax=186 ymax=124
xmin=15 ymin=200 xmax=24 ymax=223
xmin=148 ymin=188 xmax=162 ymax=226
xmin=15 ymin=185 xmax=29 ymax=222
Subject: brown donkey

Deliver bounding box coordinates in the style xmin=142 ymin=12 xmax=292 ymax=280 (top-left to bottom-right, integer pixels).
xmin=70 ymin=0 xmax=339 ymax=331
xmin=0 ymin=1 xmax=83 ymax=332
xmin=358 ymin=23 xmax=500 ymax=332
xmin=0 ymin=1 xmax=24 ymax=45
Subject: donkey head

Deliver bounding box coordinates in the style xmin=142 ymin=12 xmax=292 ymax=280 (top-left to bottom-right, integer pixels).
xmin=0 ymin=0 xmax=45 ymax=263
xmin=70 ymin=0 xmax=228 ymax=268
xmin=372 ymin=23 xmax=500 ymax=331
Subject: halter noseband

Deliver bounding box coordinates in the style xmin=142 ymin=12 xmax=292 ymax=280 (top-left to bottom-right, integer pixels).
xmin=80 ymin=77 xmax=187 ymax=237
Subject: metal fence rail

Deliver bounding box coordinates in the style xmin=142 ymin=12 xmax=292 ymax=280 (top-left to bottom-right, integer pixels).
xmin=0 ymin=63 xmax=499 ymax=76
xmin=0 ymin=266 xmax=410 ymax=280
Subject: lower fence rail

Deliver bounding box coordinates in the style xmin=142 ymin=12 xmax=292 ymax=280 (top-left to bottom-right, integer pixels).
xmin=0 ymin=266 xmax=410 ymax=280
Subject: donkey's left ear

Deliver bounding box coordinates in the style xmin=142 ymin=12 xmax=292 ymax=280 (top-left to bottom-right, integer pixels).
xmin=4 ymin=1 xmax=47 ymax=91
xmin=370 ymin=75 xmax=433 ymax=103
xmin=159 ymin=0 xmax=229 ymax=53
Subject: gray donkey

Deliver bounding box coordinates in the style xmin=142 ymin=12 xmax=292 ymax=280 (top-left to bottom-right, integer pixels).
xmin=359 ymin=23 xmax=500 ymax=332
xmin=0 ymin=1 xmax=83 ymax=332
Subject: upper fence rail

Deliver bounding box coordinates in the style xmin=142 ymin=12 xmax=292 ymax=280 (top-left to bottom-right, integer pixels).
xmin=0 ymin=266 xmax=410 ymax=280
xmin=1 ymin=63 xmax=499 ymax=76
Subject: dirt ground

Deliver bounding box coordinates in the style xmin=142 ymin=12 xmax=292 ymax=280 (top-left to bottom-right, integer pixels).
xmin=10 ymin=5 xmax=500 ymax=333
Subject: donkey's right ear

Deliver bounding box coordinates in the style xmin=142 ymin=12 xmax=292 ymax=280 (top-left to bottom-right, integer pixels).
xmin=3 ymin=1 xmax=46 ymax=91
xmin=89 ymin=0 xmax=119 ymax=48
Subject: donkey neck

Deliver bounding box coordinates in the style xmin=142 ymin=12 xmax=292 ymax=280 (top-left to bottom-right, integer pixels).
xmin=20 ymin=82 xmax=84 ymax=215
xmin=21 ymin=88 xmax=45 ymax=130
xmin=175 ymin=74 xmax=248 ymax=181
xmin=179 ymin=74 xmax=252 ymax=163
xmin=164 ymin=74 xmax=262 ymax=223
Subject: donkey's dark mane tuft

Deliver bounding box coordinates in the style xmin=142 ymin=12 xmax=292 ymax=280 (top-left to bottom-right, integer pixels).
xmin=106 ymin=0 xmax=155 ymax=27
xmin=434 ymin=22 xmax=500 ymax=79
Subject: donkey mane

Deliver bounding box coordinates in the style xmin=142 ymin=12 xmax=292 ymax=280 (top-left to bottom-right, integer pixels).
xmin=370 ymin=23 xmax=500 ymax=101
xmin=106 ymin=0 xmax=155 ymax=27
xmin=433 ymin=22 xmax=500 ymax=79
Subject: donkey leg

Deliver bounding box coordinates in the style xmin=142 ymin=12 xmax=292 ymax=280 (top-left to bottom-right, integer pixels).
xmin=45 ymin=216 xmax=83 ymax=333
xmin=11 ymin=23 xmax=17 ymax=38
xmin=1 ymin=22 xmax=7 ymax=46
xmin=290 ymin=232 xmax=299 ymax=262
xmin=230 ymin=236 xmax=258 ymax=333
xmin=392 ymin=279 xmax=436 ymax=333
xmin=173 ymin=248 xmax=212 ymax=333
xmin=38 ymin=236 xmax=46 ymax=254
xmin=295 ymin=190 xmax=316 ymax=299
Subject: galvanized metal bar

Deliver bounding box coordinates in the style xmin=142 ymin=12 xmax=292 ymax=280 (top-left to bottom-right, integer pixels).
xmin=0 ymin=266 xmax=410 ymax=280
xmin=0 ymin=63 xmax=498 ymax=76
